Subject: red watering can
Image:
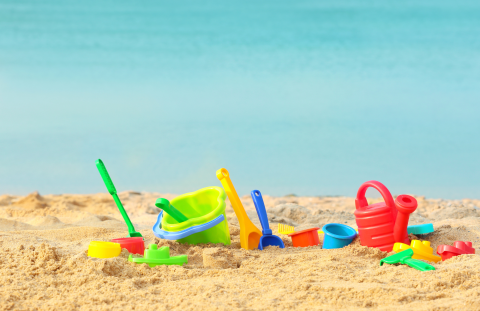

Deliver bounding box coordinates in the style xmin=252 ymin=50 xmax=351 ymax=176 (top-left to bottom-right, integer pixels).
xmin=354 ymin=181 xmax=417 ymax=252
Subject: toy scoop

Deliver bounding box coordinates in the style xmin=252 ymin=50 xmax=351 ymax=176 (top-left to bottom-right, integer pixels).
xmin=128 ymin=244 xmax=188 ymax=267
xmin=216 ymin=168 xmax=261 ymax=250
xmin=96 ymin=159 xmax=142 ymax=238
xmin=251 ymin=190 xmax=285 ymax=250
xmin=155 ymin=198 xmax=189 ymax=223
xmin=380 ymin=249 xmax=435 ymax=271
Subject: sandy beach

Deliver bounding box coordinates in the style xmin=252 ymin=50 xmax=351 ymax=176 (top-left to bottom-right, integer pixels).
xmin=0 ymin=191 xmax=479 ymax=310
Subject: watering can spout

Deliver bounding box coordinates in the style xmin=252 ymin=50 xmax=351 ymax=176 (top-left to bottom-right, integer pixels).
xmin=393 ymin=195 xmax=418 ymax=245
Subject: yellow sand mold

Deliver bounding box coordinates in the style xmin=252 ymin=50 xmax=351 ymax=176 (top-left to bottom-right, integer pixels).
xmin=393 ymin=240 xmax=442 ymax=263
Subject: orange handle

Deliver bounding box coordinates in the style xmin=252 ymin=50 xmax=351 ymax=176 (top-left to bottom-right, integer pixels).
xmin=216 ymin=168 xmax=249 ymax=223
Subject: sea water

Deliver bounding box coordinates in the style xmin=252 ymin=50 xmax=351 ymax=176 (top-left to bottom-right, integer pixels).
xmin=1 ymin=0 xmax=480 ymax=199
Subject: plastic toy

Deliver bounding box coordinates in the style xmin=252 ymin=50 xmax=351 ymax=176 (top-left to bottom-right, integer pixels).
xmin=393 ymin=240 xmax=441 ymax=263
xmin=354 ymin=181 xmax=417 ymax=251
xmin=437 ymin=241 xmax=475 ymax=261
xmin=278 ymin=224 xmax=295 ymax=234
xmin=288 ymin=228 xmax=320 ymax=248
xmin=111 ymin=237 xmax=145 ymax=255
xmin=251 ymin=190 xmax=285 ymax=250
xmin=321 ymin=223 xmax=357 ymax=249
xmin=155 ymin=198 xmax=188 ymax=223
xmin=96 ymin=159 xmax=142 ymax=238
xmin=319 ymin=228 xmax=358 ymax=234
xmin=128 ymin=244 xmax=188 ymax=267
xmin=380 ymin=249 xmax=435 ymax=271
xmin=216 ymin=168 xmax=262 ymax=250
xmin=88 ymin=241 xmax=121 ymax=258
xmin=153 ymin=212 xmax=226 ymax=240
xmin=152 ymin=186 xmax=231 ymax=245
xmin=407 ymin=224 xmax=434 ymax=235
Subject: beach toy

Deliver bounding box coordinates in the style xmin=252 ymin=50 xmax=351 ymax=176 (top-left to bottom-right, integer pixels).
xmin=380 ymin=249 xmax=435 ymax=271
xmin=393 ymin=240 xmax=441 ymax=263
xmin=128 ymin=244 xmax=188 ymax=267
xmin=318 ymin=228 xmax=358 ymax=234
xmin=153 ymin=212 xmax=226 ymax=240
xmin=88 ymin=241 xmax=121 ymax=258
xmin=152 ymin=187 xmax=231 ymax=245
xmin=354 ymin=181 xmax=417 ymax=251
xmin=278 ymin=224 xmax=295 ymax=235
xmin=96 ymin=159 xmax=142 ymax=238
xmin=407 ymin=224 xmax=434 ymax=235
xmin=279 ymin=224 xmax=331 ymax=236
xmin=155 ymin=198 xmax=189 ymax=223
xmin=437 ymin=241 xmax=475 ymax=261
xmin=216 ymin=168 xmax=261 ymax=250
xmin=321 ymin=223 xmax=357 ymax=249
xmin=288 ymin=228 xmax=320 ymax=248
xmin=251 ymin=190 xmax=285 ymax=250
xmin=111 ymin=237 xmax=145 ymax=255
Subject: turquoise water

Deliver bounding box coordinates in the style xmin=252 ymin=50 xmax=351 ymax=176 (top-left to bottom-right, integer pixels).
xmin=1 ymin=0 xmax=480 ymax=198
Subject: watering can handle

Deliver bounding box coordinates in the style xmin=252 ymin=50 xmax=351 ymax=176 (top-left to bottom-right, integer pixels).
xmin=355 ymin=180 xmax=395 ymax=210
xmin=251 ymin=190 xmax=272 ymax=235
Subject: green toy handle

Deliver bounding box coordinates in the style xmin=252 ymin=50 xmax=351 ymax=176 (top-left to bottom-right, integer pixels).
xmin=404 ymin=258 xmax=435 ymax=271
xmin=96 ymin=159 xmax=136 ymax=234
xmin=155 ymin=198 xmax=189 ymax=223
xmin=96 ymin=159 xmax=117 ymax=195
xmin=112 ymin=194 xmax=136 ymax=233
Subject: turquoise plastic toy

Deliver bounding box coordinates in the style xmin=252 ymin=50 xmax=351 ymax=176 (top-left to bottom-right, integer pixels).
xmin=321 ymin=223 xmax=357 ymax=249
xmin=128 ymin=244 xmax=188 ymax=267
xmin=407 ymin=224 xmax=434 ymax=235
xmin=152 ymin=187 xmax=231 ymax=245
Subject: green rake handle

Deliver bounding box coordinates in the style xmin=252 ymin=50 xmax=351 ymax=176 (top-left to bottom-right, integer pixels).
xmin=96 ymin=159 xmax=136 ymax=234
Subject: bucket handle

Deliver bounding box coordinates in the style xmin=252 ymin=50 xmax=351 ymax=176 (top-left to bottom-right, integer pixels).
xmin=355 ymin=180 xmax=395 ymax=210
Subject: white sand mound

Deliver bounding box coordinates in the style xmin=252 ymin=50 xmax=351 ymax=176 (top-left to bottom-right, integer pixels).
xmin=0 ymin=218 xmax=34 ymax=230
xmin=27 ymin=215 xmax=64 ymax=227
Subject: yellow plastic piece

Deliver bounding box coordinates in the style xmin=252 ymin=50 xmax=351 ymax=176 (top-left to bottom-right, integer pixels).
xmin=393 ymin=240 xmax=442 ymax=263
xmin=278 ymin=223 xmax=295 ymax=234
xmin=216 ymin=168 xmax=262 ymax=250
xmin=88 ymin=241 xmax=121 ymax=258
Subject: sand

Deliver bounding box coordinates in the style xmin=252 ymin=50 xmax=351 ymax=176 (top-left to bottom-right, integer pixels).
xmin=0 ymin=191 xmax=479 ymax=310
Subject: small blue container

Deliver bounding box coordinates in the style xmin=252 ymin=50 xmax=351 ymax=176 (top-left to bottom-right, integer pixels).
xmin=322 ymin=223 xmax=357 ymax=249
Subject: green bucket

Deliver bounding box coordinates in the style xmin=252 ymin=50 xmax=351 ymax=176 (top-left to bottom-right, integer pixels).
xmin=161 ymin=186 xmax=231 ymax=245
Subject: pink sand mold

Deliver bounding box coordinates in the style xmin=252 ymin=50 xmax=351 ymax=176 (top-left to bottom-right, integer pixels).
xmin=437 ymin=241 xmax=475 ymax=261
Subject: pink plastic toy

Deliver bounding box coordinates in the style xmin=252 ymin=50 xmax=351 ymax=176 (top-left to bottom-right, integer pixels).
xmin=437 ymin=241 xmax=475 ymax=261
xmin=354 ymin=181 xmax=417 ymax=252
xmin=111 ymin=237 xmax=145 ymax=255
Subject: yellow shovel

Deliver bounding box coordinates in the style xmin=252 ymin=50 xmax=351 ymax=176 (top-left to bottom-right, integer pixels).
xmin=216 ymin=168 xmax=262 ymax=250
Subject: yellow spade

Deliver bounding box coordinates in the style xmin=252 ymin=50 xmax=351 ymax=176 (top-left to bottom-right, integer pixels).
xmin=216 ymin=168 xmax=262 ymax=250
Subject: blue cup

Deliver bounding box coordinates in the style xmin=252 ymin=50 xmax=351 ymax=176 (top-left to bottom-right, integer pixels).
xmin=322 ymin=223 xmax=357 ymax=249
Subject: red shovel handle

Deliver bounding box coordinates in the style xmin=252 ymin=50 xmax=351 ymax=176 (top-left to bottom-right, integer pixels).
xmin=355 ymin=180 xmax=395 ymax=210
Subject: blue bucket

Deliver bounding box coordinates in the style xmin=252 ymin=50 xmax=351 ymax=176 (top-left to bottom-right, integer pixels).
xmin=322 ymin=223 xmax=357 ymax=249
